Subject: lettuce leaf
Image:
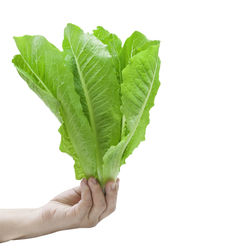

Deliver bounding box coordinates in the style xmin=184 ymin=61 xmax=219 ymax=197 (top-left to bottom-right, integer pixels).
xmin=12 ymin=24 xmax=161 ymax=186
xmin=93 ymin=26 xmax=122 ymax=83
xmin=63 ymin=24 xmax=121 ymax=184
xmin=13 ymin=35 xmax=97 ymax=179
xmin=102 ymin=43 xmax=161 ymax=183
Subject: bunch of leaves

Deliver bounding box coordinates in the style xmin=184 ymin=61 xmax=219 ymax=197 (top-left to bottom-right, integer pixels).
xmin=12 ymin=24 xmax=161 ymax=186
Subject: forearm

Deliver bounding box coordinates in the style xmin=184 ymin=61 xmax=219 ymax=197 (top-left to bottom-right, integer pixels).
xmin=0 ymin=208 xmax=58 ymax=243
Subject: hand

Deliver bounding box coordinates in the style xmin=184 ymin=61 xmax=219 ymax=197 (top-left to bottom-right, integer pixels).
xmin=40 ymin=178 xmax=119 ymax=231
xmin=0 ymin=178 xmax=119 ymax=243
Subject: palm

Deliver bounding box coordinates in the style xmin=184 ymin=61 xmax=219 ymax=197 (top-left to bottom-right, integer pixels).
xmin=43 ymin=186 xmax=83 ymax=225
xmin=51 ymin=187 xmax=81 ymax=207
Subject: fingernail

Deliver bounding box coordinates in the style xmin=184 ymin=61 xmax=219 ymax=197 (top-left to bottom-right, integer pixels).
xmin=91 ymin=178 xmax=97 ymax=185
xmin=82 ymin=179 xmax=87 ymax=184
xmin=111 ymin=182 xmax=116 ymax=191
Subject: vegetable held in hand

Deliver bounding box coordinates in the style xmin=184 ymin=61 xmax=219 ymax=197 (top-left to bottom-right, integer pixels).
xmin=12 ymin=24 xmax=161 ymax=186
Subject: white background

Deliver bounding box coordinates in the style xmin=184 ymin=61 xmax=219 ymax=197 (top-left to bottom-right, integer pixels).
xmin=0 ymin=0 xmax=250 ymax=249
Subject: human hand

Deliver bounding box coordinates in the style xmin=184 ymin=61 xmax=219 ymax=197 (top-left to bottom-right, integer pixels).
xmin=0 ymin=178 xmax=119 ymax=243
xmin=39 ymin=178 xmax=119 ymax=233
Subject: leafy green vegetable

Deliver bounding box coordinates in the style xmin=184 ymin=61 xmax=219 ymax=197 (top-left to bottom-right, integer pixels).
xmin=12 ymin=24 xmax=161 ymax=186
xmin=93 ymin=26 xmax=122 ymax=83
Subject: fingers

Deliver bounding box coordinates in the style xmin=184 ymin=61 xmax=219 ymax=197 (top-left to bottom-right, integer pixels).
xmin=88 ymin=177 xmax=107 ymax=223
xmin=100 ymin=179 xmax=119 ymax=220
xmin=74 ymin=179 xmax=92 ymax=217
xmin=73 ymin=177 xmax=119 ymax=228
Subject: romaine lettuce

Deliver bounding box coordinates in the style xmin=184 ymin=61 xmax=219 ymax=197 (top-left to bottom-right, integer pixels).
xmin=12 ymin=24 xmax=161 ymax=186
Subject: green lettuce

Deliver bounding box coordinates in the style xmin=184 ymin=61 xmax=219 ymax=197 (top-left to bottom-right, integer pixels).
xmin=12 ymin=24 xmax=161 ymax=186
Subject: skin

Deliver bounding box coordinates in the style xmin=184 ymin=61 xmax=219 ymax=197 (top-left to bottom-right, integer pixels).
xmin=0 ymin=177 xmax=119 ymax=243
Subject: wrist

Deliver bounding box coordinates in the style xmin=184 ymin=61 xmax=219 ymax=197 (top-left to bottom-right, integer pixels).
xmin=38 ymin=203 xmax=78 ymax=234
xmin=16 ymin=208 xmax=44 ymax=240
xmin=11 ymin=207 xmax=60 ymax=240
